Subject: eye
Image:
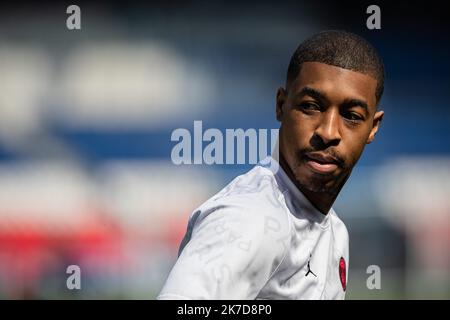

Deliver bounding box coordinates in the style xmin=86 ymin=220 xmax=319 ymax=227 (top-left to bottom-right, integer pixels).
xmin=299 ymin=102 xmax=321 ymax=112
xmin=343 ymin=111 xmax=364 ymax=122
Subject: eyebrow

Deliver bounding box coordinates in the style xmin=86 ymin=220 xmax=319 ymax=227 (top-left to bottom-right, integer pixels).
xmin=295 ymin=86 xmax=329 ymax=104
xmin=342 ymin=98 xmax=369 ymax=114
xmin=295 ymin=86 xmax=369 ymax=113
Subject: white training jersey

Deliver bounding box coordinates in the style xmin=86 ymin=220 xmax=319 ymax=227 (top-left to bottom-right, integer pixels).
xmin=158 ymin=157 xmax=349 ymax=300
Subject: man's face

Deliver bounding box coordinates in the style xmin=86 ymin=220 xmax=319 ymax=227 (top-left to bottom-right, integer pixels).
xmin=276 ymin=61 xmax=384 ymax=194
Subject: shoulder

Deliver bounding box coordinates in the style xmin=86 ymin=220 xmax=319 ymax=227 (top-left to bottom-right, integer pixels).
xmin=195 ymin=165 xmax=291 ymax=235
xmin=186 ymin=164 xmax=292 ymax=256
xmin=330 ymin=209 xmax=349 ymax=254
xmin=159 ymin=165 xmax=294 ymax=299
xmin=330 ymin=210 xmax=349 ymax=237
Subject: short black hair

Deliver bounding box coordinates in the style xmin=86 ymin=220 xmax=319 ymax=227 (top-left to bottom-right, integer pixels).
xmin=286 ymin=30 xmax=385 ymax=104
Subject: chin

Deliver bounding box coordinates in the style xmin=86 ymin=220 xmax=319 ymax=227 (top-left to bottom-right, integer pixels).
xmin=294 ymin=166 xmax=339 ymax=194
xmin=298 ymin=179 xmax=334 ymax=194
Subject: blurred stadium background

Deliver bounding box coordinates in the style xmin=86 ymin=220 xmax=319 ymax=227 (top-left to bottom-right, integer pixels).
xmin=0 ymin=0 xmax=449 ymax=299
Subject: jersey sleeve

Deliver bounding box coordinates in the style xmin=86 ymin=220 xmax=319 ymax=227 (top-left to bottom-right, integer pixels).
xmin=157 ymin=196 xmax=291 ymax=300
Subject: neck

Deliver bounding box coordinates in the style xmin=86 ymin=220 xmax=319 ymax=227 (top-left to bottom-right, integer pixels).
xmin=278 ymin=152 xmax=346 ymax=215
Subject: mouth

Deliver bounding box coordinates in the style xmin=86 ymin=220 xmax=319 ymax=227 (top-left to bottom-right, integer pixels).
xmin=304 ymin=152 xmax=341 ymax=174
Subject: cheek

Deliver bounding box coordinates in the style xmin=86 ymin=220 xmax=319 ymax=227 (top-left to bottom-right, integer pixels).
xmin=342 ymin=131 xmax=370 ymax=164
xmin=284 ymin=112 xmax=314 ymax=146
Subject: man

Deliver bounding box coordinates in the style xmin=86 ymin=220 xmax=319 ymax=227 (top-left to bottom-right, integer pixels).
xmin=158 ymin=30 xmax=385 ymax=299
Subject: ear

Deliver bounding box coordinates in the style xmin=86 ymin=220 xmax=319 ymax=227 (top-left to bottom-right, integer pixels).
xmin=276 ymin=87 xmax=287 ymax=122
xmin=366 ymin=110 xmax=384 ymax=144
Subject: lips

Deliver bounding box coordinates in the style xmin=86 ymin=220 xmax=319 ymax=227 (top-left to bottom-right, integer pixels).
xmin=304 ymin=152 xmax=340 ymax=174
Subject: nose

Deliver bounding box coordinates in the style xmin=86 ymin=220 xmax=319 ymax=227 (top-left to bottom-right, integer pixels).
xmin=314 ymin=108 xmax=341 ymax=146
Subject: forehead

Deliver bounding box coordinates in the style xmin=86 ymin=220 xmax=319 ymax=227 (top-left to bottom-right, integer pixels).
xmin=290 ymin=61 xmax=378 ymax=109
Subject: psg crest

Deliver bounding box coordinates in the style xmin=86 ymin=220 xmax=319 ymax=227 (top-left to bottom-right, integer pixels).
xmin=339 ymin=257 xmax=346 ymax=291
